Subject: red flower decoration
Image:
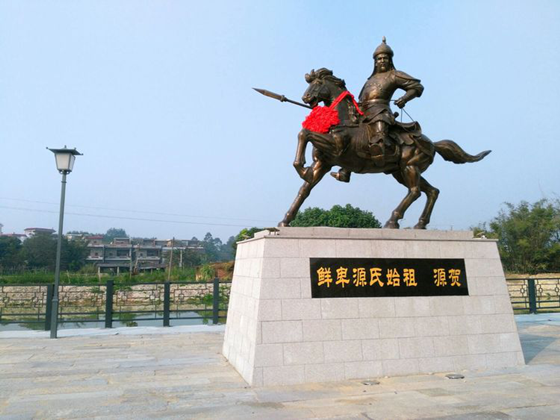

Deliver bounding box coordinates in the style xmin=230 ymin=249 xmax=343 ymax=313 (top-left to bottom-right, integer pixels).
xmin=302 ymin=106 xmax=340 ymax=133
xmin=301 ymin=91 xmax=363 ymax=134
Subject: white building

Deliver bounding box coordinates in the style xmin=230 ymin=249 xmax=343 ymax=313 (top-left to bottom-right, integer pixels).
xmin=24 ymin=227 xmax=55 ymax=238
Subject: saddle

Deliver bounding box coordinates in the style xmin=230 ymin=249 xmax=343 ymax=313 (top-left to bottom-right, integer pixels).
xmin=393 ymin=121 xmax=421 ymax=145
xmin=355 ymin=120 xmax=433 ymax=161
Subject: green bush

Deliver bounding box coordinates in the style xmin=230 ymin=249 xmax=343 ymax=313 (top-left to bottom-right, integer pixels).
xmin=291 ymin=204 xmax=381 ymax=228
xmin=198 ymin=264 xmax=215 ymax=281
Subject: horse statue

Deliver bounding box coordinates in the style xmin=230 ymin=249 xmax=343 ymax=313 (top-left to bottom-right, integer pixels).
xmin=279 ymin=68 xmax=491 ymax=229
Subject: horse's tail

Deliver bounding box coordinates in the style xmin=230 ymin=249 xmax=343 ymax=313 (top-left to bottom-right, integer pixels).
xmin=434 ymin=140 xmax=491 ymax=164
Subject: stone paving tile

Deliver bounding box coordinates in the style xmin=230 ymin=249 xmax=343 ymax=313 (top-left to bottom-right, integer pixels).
xmin=502 ymin=404 xmax=560 ymax=419
xmin=0 ymin=317 xmax=559 ymax=419
xmin=424 ymin=413 xmax=512 ymax=419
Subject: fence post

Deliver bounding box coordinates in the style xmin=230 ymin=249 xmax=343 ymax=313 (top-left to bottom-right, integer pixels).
xmin=163 ymin=281 xmax=170 ymax=327
xmin=105 ymin=280 xmax=114 ymax=328
xmin=527 ymin=278 xmax=537 ymax=314
xmin=45 ymin=284 xmax=54 ymax=331
xmin=212 ymin=277 xmax=220 ymax=325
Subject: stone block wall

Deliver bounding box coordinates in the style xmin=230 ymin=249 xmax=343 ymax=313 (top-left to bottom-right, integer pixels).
xmin=222 ymin=227 xmax=524 ymax=386
xmin=0 ymin=283 xmax=228 ymax=321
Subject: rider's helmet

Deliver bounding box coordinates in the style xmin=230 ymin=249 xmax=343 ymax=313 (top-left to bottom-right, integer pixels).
xmin=373 ymin=36 xmax=394 ymax=59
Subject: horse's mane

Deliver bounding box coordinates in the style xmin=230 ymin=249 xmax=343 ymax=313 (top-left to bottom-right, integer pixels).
xmin=305 ymin=68 xmax=346 ymax=89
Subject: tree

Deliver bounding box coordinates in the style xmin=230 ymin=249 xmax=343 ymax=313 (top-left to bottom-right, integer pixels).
xmin=183 ymin=249 xmax=204 ymax=267
xmin=221 ymin=236 xmax=236 ymax=261
xmin=0 ymin=236 xmax=24 ymax=270
xmin=291 ymin=204 xmax=381 ymax=228
xmin=63 ymin=238 xmax=89 ymax=271
xmin=104 ymin=228 xmax=128 ymax=244
xmin=200 ymin=232 xmax=235 ymax=262
xmin=23 ymin=233 xmax=57 ymax=270
xmin=232 ymin=227 xmax=263 ymax=256
xmin=202 ymin=232 xmax=221 ymax=262
xmin=22 ymin=233 xmax=88 ymax=271
xmin=476 ymin=199 xmax=560 ymax=274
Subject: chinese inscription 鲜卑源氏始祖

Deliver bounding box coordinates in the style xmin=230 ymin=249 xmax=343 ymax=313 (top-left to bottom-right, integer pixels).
xmin=310 ymin=258 xmax=467 ymax=298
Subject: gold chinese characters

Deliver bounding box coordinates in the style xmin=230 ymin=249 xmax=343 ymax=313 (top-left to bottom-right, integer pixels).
xmin=317 ymin=267 xmax=420 ymax=288
xmin=434 ymin=268 xmax=461 ymax=287
xmin=316 ymin=266 xmax=462 ymax=288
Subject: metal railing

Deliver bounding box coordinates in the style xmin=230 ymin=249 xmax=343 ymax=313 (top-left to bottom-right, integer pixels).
xmin=0 ymin=278 xmax=231 ymax=330
xmin=2 ymin=277 xmax=559 ymax=331
xmin=505 ymin=277 xmax=560 ymax=313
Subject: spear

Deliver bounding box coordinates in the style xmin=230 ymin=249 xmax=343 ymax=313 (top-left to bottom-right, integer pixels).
xmin=253 ymin=88 xmax=312 ymax=109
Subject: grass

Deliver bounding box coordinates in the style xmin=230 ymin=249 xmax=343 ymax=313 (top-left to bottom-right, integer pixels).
xmin=0 ymin=267 xmax=198 ymax=285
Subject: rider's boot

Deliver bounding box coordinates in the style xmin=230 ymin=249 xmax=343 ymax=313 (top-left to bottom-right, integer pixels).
xmin=330 ymin=168 xmax=351 ymax=183
xmin=368 ymin=121 xmax=390 ymax=166
xmin=368 ymin=138 xmax=386 ymax=166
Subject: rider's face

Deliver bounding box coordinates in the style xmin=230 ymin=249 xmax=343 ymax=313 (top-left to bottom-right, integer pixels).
xmin=375 ymin=54 xmax=391 ymax=72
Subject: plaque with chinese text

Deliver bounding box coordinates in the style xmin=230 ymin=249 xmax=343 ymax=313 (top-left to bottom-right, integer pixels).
xmin=310 ymin=258 xmax=468 ymax=298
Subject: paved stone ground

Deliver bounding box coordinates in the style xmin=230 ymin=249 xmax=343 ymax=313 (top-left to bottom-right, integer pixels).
xmin=0 ymin=314 xmax=559 ymax=419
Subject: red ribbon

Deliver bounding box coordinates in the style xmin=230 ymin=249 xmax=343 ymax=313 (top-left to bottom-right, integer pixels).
xmin=330 ymin=91 xmax=364 ymax=115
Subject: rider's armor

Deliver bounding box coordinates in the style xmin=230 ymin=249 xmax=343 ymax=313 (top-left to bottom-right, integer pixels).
xmin=358 ymin=38 xmax=424 ymax=166
xmin=360 ymin=70 xmax=423 ymax=163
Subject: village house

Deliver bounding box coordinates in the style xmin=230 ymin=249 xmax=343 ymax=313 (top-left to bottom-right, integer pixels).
xmin=85 ymin=236 xmax=203 ymax=274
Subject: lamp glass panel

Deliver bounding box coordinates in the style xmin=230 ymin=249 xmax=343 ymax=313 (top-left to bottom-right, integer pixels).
xmin=54 ymin=153 xmax=73 ymax=172
xmin=68 ymin=154 xmax=76 ymax=171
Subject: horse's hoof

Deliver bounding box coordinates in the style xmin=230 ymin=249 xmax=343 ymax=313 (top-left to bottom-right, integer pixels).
xmin=414 ymin=218 xmax=428 ymax=229
xmin=278 ymin=221 xmax=288 ymax=227
xmin=384 ymin=221 xmax=400 ymax=229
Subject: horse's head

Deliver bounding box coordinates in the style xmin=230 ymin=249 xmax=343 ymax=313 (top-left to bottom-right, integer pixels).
xmin=302 ymin=68 xmax=346 ymax=108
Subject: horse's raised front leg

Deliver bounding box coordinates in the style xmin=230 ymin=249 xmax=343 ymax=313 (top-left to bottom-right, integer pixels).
xmin=414 ymin=176 xmax=440 ymax=229
xmin=293 ymin=130 xmax=313 ymax=183
xmin=385 ymin=165 xmax=422 ymax=229
xmin=279 ymin=159 xmax=332 ymax=227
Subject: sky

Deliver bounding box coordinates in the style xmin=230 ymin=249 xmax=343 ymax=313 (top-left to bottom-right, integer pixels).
xmin=1 ymin=0 xmax=559 ymax=242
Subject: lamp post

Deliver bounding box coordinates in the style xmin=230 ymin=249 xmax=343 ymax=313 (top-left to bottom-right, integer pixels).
xmin=47 ymin=146 xmax=82 ymax=339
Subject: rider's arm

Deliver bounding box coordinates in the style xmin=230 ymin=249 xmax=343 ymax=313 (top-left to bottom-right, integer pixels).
xmin=395 ymin=88 xmax=421 ymax=108
xmin=394 ymin=72 xmax=424 ymax=108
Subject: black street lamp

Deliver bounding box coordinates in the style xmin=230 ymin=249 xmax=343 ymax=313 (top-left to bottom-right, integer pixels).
xmin=47 ymin=146 xmax=82 ymax=339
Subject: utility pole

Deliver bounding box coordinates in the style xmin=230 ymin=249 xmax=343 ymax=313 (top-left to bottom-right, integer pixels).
xmin=129 ymin=242 xmax=133 ymax=279
xmin=167 ymin=237 xmax=174 ymax=281
xmin=179 ymin=246 xmax=183 ymax=269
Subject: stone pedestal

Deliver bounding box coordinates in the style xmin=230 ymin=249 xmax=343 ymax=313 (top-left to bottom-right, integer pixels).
xmin=222 ymin=228 xmax=523 ymax=387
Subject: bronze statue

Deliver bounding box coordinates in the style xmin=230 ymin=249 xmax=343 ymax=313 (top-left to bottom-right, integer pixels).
xmin=257 ymin=38 xmax=491 ymax=229
xmin=358 ymin=37 xmax=423 ymax=164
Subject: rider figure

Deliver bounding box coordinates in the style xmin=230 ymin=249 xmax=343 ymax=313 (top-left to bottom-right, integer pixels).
xmin=360 ymin=37 xmax=424 ymax=165
xmin=331 ymin=37 xmax=424 ymax=182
